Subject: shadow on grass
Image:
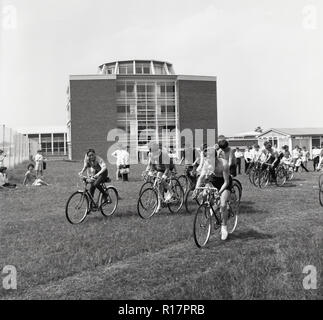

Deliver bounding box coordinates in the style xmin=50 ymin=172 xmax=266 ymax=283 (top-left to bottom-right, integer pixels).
xmin=239 ymin=201 xmax=268 ymax=215
xmin=228 ymin=229 xmax=274 ymax=241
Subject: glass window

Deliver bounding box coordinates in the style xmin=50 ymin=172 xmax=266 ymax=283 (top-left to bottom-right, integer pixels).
xmin=119 ymin=66 xmax=127 ymax=74
xmin=167 ymin=105 xmax=175 ymax=113
xmin=117 ymin=84 xmax=126 ymax=95
xmin=312 ymin=138 xmax=320 ymax=147
xmin=117 ymin=106 xmax=126 ymax=113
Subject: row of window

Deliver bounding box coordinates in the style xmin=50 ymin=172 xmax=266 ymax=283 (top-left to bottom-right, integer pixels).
xmin=116 ymin=82 xmax=175 ymax=96
xmin=103 ymin=63 xmax=169 ymax=75
xmin=117 ymin=105 xmax=176 ymax=114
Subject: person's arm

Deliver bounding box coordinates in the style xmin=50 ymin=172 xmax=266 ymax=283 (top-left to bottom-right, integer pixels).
xmin=93 ymin=157 xmax=107 ymax=178
xmin=219 ymin=162 xmax=230 ymax=195
xmin=79 ymin=157 xmax=88 ymax=176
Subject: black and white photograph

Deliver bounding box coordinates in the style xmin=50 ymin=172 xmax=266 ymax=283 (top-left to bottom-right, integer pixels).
xmin=0 ymin=0 xmax=322 ymax=306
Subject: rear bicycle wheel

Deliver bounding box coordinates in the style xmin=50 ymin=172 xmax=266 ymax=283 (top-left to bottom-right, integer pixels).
xmin=65 ymin=191 xmax=89 ymax=224
xmin=100 ymin=186 xmax=118 ymax=217
xmin=319 ymin=174 xmax=323 ymax=207
xmin=168 ymin=178 xmax=184 ymax=213
xmin=231 ymin=179 xmax=242 ymax=204
xmin=227 ymin=192 xmax=239 ymax=234
xmin=193 ymin=204 xmax=212 ymax=248
xmin=252 ymin=169 xmax=260 ymax=187
xmin=177 ymin=175 xmax=189 ymax=194
xmin=137 ymin=187 xmax=158 ymax=219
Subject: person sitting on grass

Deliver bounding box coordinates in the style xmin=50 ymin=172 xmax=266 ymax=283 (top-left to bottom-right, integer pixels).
xmin=0 ymin=150 xmax=6 ymax=167
xmin=0 ymin=167 xmax=17 ymax=189
xmin=23 ymin=163 xmax=49 ymax=186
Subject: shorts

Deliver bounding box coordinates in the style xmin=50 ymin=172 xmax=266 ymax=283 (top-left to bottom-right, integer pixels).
xmin=209 ymin=175 xmax=233 ymax=191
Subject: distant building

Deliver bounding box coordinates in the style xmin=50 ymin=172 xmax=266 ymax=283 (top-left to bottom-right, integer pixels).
xmin=257 ymin=128 xmax=323 ymax=155
xmin=18 ymin=126 xmax=68 ymax=158
xmin=67 ymin=59 xmax=218 ymax=160
xmin=226 ymin=131 xmax=259 ymax=149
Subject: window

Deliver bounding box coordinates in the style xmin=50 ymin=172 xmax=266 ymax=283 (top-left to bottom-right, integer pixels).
xmin=136 ymin=63 xmax=151 ymax=74
xmin=312 ymin=138 xmax=320 ymax=148
xmin=117 ymin=105 xmax=130 ymax=113
xmin=117 ymin=84 xmax=126 ymax=95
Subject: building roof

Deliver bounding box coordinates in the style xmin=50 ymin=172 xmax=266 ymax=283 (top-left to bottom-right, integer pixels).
xmin=16 ymin=126 xmax=67 ymax=134
xmin=228 ymin=130 xmax=260 ymax=138
xmin=258 ymin=128 xmax=323 ymax=137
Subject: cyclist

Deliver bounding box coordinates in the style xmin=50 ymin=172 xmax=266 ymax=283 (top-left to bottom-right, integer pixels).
xmin=79 ymin=149 xmax=109 ymax=202
xmin=193 ymin=146 xmax=232 ymax=241
xmin=261 ymin=142 xmax=279 ymax=181
xmin=218 ymin=139 xmax=237 ymax=177
xmin=147 ymin=142 xmax=176 ymax=212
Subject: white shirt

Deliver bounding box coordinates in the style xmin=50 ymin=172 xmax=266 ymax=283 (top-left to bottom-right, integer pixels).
xmin=234 ymin=151 xmax=243 ymax=159
xmin=0 ymin=154 xmax=6 ymax=167
xmin=0 ymin=172 xmax=8 ymax=186
xmin=244 ymin=150 xmax=253 ymax=160
xmin=112 ymin=150 xmax=129 ymax=166
xmin=312 ymin=148 xmax=321 ymax=158
xmin=34 ymin=153 xmax=44 ymax=162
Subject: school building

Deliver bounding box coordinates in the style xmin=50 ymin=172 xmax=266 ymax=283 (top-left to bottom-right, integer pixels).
xmin=67 ymin=59 xmax=218 ymax=160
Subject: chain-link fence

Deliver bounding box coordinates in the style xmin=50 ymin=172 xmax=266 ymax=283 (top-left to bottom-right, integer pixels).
xmin=0 ymin=125 xmax=39 ymax=169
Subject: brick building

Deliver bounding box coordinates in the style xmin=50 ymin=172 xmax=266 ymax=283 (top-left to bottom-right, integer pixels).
xmin=67 ymin=60 xmax=217 ymax=161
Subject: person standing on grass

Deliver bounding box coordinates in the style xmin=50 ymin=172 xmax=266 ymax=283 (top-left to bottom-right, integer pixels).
xmin=0 ymin=167 xmax=16 ymax=189
xmin=244 ymin=146 xmax=253 ymax=174
xmin=301 ymin=147 xmax=310 ymax=171
xmin=23 ymin=163 xmax=49 ymax=186
xmin=34 ymin=150 xmax=46 ymax=178
xmin=234 ymin=147 xmax=243 ymax=175
xmin=312 ymin=146 xmax=322 ymax=171
xmin=0 ymin=150 xmax=6 ymax=167
xmin=317 ymin=146 xmax=323 ymax=172
xmin=112 ymin=145 xmax=124 ymax=181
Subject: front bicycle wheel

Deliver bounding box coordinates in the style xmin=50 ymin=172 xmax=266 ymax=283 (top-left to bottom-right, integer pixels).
xmin=194 ymin=204 xmax=212 ymax=248
xmin=275 ymin=167 xmax=287 ymax=187
xmin=139 ymin=181 xmax=153 ymax=196
xmin=100 ymin=186 xmax=118 ymax=217
xmin=259 ymin=170 xmax=270 ymax=188
xmin=185 ymin=189 xmax=201 ymax=214
xmin=65 ymin=191 xmax=89 ymax=224
xmin=252 ymin=169 xmax=260 ymax=187
xmin=168 ymin=179 xmax=184 ymax=213
xmin=137 ymin=187 xmax=158 ymax=219
xmin=319 ymin=174 xmax=323 ymax=207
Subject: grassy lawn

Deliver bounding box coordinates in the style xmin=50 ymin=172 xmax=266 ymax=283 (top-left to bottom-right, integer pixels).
xmin=0 ymin=160 xmax=322 ymax=300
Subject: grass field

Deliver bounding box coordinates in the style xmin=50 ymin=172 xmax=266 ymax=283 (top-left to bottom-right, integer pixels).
xmin=0 ymin=160 xmax=322 ymax=300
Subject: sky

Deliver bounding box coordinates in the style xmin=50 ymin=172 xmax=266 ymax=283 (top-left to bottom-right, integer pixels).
xmin=0 ymin=0 xmax=322 ymax=136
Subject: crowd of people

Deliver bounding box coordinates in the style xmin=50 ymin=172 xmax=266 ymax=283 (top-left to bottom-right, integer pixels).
xmin=219 ymin=143 xmax=323 ymax=175
xmin=0 ymin=149 xmax=49 ymax=190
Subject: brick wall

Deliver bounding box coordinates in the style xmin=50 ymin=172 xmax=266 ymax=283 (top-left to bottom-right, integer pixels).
xmin=70 ymin=79 xmax=117 ymax=160
xmin=178 ymin=80 xmax=218 ymax=148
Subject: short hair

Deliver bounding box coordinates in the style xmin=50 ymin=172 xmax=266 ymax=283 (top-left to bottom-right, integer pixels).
xmin=0 ymin=166 xmax=7 ymax=173
xmin=0 ymin=149 xmax=3 ymax=154
xmin=37 ymin=149 xmax=42 ymax=153
xmin=87 ymin=149 xmax=96 ymax=155
xmin=218 ymin=140 xmax=229 ymax=150
xmin=254 ymin=144 xmax=260 ymax=148
xmin=27 ymin=163 xmax=35 ymax=170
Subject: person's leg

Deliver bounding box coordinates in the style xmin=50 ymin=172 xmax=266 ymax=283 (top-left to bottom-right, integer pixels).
xmin=314 ymin=157 xmax=318 ymax=171
xmin=116 ymin=166 xmax=120 ymax=180
xmin=220 ymin=190 xmax=231 ymax=240
xmin=301 ymin=162 xmax=309 ymax=172
xmin=245 ymin=159 xmax=249 ymax=173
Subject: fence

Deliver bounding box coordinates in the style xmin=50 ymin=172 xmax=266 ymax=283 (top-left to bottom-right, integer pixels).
xmin=0 ymin=124 xmax=39 ymax=169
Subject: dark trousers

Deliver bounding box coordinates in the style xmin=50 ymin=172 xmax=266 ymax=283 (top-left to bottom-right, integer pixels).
xmin=245 ymin=158 xmax=252 ymax=173
xmin=313 ymin=156 xmax=319 ymax=171
xmin=89 ymin=170 xmax=108 ymax=197
xmin=236 ymin=158 xmax=241 ymax=175
xmin=295 ymin=163 xmax=309 ymax=172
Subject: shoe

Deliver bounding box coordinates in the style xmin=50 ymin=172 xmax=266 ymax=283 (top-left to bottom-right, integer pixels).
xmin=221 ymin=225 xmax=228 ymax=241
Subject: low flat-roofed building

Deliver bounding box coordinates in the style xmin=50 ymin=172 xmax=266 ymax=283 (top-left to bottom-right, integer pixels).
xmin=257 ymin=128 xmax=323 ymax=155
xmin=17 ymin=126 xmax=68 ymax=158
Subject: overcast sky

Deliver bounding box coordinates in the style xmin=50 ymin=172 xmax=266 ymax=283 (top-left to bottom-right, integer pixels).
xmin=0 ymin=0 xmax=322 ymax=135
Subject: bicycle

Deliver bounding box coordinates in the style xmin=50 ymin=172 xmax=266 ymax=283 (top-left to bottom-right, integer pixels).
xmin=137 ymin=174 xmax=184 ymax=219
xmin=319 ymin=174 xmax=323 ymax=207
xmin=193 ymin=183 xmax=239 ymax=248
xmin=258 ymin=162 xmax=287 ymax=188
xmin=139 ymin=170 xmax=157 ymax=196
xmin=65 ymin=175 xmax=118 ymax=224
